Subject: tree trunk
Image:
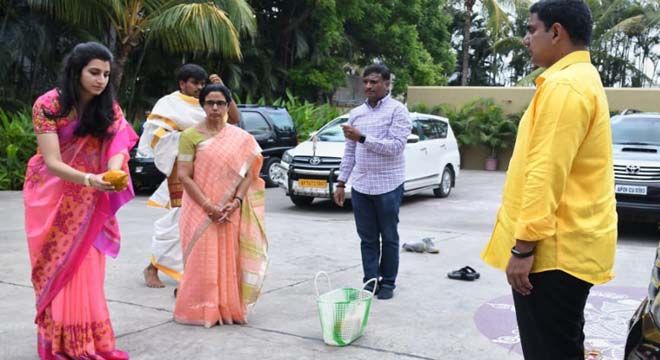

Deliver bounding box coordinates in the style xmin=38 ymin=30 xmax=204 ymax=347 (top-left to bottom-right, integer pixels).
xmin=461 ymin=0 xmax=476 ymax=86
xmin=112 ymin=43 xmax=133 ymax=92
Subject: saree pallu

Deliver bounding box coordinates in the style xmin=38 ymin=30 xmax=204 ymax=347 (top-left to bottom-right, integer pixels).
xmin=174 ymin=125 xmax=268 ymax=328
xmin=24 ymin=90 xmax=138 ymax=359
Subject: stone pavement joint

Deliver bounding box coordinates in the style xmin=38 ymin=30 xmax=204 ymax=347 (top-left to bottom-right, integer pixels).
xmin=261 ymin=264 xmax=361 ymax=295
xmin=116 ymin=320 xmax=174 ymax=339
xmin=107 ymin=299 xmax=173 ymax=314
xmin=246 ymin=326 xmax=438 ymax=360
xmin=0 ymin=279 xmax=31 ymax=289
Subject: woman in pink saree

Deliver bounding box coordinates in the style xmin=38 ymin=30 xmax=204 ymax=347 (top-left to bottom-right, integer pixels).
xmin=174 ymin=84 xmax=268 ymax=327
xmin=23 ymin=42 xmax=138 ymax=359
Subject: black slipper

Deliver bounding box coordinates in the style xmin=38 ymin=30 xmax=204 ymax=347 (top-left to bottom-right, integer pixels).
xmin=447 ymin=266 xmax=480 ymax=281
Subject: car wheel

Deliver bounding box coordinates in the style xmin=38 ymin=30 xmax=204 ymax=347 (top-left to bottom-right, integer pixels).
xmin=290 ymin=194 xmax=314 ymax=207
xmin=433 ymin=166 xmax=453 ymax=198
xmin=264 ymin=157 xmax=281 ymax=187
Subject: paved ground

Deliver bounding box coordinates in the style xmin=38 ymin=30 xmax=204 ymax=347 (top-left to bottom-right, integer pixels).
xmin=1 ymin=170 xmax=658 ymax=360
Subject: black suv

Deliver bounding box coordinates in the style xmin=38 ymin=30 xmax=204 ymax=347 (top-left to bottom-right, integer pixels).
xmin=129 ymin=105 xmax=298 ymax=191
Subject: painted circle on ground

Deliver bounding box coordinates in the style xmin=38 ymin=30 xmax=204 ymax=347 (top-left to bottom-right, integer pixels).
xmin=474 ymin=286 xmax=646 ymax=359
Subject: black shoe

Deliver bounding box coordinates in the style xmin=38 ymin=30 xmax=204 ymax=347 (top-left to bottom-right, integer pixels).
xmin=377 ymin=287 xmax=394 ymax=300
xmin=364 ymin=281 xmax=380 ymax=295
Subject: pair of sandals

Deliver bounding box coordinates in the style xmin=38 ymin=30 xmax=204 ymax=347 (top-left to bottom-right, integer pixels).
xmin=447 ymin=266 xmax=480 ymax=281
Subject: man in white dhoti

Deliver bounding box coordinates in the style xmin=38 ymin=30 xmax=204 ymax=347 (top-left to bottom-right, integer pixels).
xmin=139 ymin=64 xmax=240 ymax=288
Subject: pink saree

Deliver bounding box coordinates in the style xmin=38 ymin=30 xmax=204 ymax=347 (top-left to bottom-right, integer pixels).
xmin=174 ymin=125 xmax=268 ymax=328
xmin=23 ymin=89 xmax=138 ymax=359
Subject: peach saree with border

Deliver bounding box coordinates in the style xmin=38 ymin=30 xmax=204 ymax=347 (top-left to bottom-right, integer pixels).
xmin=174 ymin=125 xmax=268 ymax=327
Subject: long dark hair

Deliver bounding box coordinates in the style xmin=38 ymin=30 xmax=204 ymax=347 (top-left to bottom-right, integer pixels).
xmin=46 ymin=42 xmax=116 ymax=138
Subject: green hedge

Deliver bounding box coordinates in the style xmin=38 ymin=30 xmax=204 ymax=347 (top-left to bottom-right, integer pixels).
xmin=0 ymin=108 xmax=36 ymax=190
xmin=236 ymin=91 xmax=344 ymax=140
xmin=410 ymin=99 xmax=522 ymax=158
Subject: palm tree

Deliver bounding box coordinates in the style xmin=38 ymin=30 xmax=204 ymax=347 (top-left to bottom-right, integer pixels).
xmin=460 ymin=0 xmax=517 ymax=85
xmin=28 ymin=0 xmax=256 ymax=89
xmin=492 ymin=0 xmax=659 ymax=87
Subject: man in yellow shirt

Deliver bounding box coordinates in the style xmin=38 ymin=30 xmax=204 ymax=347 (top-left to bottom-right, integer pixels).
xmin=480 ymin=0 xmax=617 ymax=358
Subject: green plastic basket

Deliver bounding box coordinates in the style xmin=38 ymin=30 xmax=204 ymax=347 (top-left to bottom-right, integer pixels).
xmin=314 ymin=272 xmax=377 ymax=346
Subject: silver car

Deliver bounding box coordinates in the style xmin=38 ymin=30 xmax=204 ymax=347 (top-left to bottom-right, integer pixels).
xmin=611 ymin=112 xmax=660 ymax=221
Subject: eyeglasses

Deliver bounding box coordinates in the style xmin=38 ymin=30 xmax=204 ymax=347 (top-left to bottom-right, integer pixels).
xmin=204 ymin=100 xmax=228 ymax=107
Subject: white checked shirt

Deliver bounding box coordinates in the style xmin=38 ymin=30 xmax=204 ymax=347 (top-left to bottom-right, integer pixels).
xmin=338 ymin=95 xmax=411 ymax=195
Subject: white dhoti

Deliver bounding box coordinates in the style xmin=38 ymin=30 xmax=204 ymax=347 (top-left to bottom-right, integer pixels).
xmin=150 ymin=207 xmax=183 ymax=280
xmin=139 ymin=91 xmax=206 ymax=281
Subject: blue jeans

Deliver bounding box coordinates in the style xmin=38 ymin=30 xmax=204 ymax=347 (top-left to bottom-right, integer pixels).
xmin=351 ymin=184 xmax=404 ymax=288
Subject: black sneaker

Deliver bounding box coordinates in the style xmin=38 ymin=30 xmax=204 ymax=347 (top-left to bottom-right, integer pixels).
xmin=377 ymin=287 xmax=394 ymax=300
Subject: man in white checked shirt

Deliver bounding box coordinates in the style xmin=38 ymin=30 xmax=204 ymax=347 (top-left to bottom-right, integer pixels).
xmin=333 ymin=64 xmax=412 ymax=300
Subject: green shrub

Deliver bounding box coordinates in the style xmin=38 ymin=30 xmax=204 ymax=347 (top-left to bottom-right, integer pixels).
xmin=274 ymin=91 xmax=343 ymax=139
xmin=411 ymin=99 xmax=520 ymax=157
xmin=0 ymin=108 xmax=36 ymax=190
xmin=237 ymin=90 xmax=344 ymax=140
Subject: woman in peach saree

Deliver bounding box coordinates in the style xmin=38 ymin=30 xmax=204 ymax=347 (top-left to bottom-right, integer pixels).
xmin=23 ymin=42 xmax=137 ymax=359
xmin=174 ymin=84 xmax=268 ymax=327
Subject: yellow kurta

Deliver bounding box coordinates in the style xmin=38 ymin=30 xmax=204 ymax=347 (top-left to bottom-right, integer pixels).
xmin=481 ymin=51 xmax=617 ymax=285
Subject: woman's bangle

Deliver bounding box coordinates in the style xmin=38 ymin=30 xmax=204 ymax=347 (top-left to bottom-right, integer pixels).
xmin=202 ymin=198 xmax=212 ymax=211
xmin=84 ymin=173 xmax=92 ymax=187
xmin=234 ymin=196 xmax=243 ymax=206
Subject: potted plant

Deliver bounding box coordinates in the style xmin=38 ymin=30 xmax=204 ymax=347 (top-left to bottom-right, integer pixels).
xmin=475 ymin=101 xmax=518 ymax=171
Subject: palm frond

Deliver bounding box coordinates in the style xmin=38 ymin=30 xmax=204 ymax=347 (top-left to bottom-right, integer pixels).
xmin=611 ymin=14 xmax=646 ymax=35
xmin=27 ymin=0 xmax=110 ymax=33
xmin=491 ymin=36 xmax=524 ymax=53
xmin=146 ymin=3 xmax=241 ymax=58
xmin=592 ymin=0 xmax=632 ymax=38
xmin=515 ymin=67 xmax=543 ymax=86
xmin=482 ymin=0 xmax=513 ymax=39
xmin=211 ymin=0 xmax=256 ymax=37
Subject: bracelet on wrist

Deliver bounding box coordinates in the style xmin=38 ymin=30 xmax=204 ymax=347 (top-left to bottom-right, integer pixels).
xmin=84 ymin=173 xmax=92 ymax=187
xmin=510 ymin=246 xmax=534 ymax=258
xmin=336 ymin=182 xmax=345 ymax=188
xmin=234 ymin=196 xmax=243 ymax=206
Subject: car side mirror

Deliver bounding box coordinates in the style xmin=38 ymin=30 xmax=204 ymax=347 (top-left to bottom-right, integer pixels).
xmin=407 ymin=134 xmax=420 ymax=144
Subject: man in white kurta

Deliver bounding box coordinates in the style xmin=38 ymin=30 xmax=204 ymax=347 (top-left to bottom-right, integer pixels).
xmin=140 ymin=64 xmax=239 ymax=287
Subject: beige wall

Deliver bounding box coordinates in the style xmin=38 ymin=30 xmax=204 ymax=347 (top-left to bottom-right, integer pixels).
xmin=408 ymin=86 xmax=660 ymax=114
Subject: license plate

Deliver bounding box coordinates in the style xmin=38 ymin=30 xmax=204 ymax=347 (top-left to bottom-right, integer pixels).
xmin=298 ymin=179 xmax=327 ymax=188
xmin=135 ymin=166 xmax=144 ymax=173
xmin=615 ymin=184 xmax=647 ymax=195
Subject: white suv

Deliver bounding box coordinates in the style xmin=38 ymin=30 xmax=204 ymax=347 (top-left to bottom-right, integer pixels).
xmin=273 ymin=113 xmax=461 ymax=207
xmin=611 ymin=112 xmax=660 ymax=221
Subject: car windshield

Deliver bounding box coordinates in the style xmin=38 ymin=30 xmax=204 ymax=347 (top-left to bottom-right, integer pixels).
xmin=266 ymin=110 xmax=295 ymax=132
xmin=316 ymin=117 xmax=348 ymax=142
xmin=612 ymin=116 xmax=660 ymax=146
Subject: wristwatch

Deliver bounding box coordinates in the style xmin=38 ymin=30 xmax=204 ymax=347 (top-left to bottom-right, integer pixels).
xmin=510 ymin=246 xmax=534 ymax=258
xmin=358 ymin=135 xmax=366 ymax=143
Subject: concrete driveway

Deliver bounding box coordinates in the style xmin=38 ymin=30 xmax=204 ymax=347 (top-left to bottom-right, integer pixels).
xmin=1 ymin=170 xmax=657 ymax=359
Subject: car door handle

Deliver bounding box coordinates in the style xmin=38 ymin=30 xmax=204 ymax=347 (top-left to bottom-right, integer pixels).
xmin=440 ymin=144 xmax=446 ymax=148
xmin=267 ymin=139 xmax=275 ymax=143
xmin=419 ymin=147 xmax=427 ymax=151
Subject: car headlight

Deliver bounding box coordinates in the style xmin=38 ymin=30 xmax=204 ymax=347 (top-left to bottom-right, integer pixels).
xmin=282 ymin=151 xmax=293 ymax=164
